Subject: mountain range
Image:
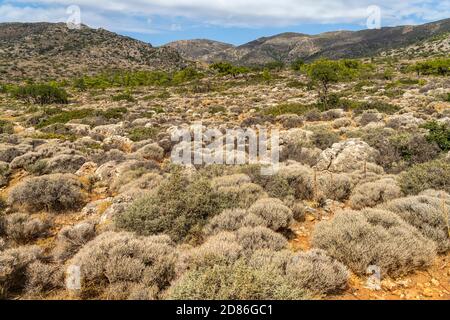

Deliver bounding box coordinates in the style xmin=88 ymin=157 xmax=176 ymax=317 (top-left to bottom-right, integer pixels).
xmin=165 ymin=18 xmax=450 ymax=65
xmin=0 ymin=18 xmax=449 ymax=81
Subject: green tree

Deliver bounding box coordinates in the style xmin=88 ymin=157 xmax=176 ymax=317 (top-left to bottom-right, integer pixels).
xmin=306 ymin=59 xmax=355 ymax=108
xmin=291 ymin=59 xmax=305 ymax=71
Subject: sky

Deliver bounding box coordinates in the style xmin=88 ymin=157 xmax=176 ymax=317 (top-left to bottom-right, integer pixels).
xmin=0 ymin=0 xmax=449 ymax=46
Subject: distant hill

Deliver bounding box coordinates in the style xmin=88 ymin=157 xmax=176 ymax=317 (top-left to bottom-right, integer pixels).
xmin=164 ymin=39 xmax=234 ymax=62
xmin=0 ymin=22 xmax=186 ymax=81
xmin=163 ymin=18 xmax=450 ymax=65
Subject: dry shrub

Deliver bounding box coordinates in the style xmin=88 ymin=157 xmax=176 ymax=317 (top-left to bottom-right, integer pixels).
xmin=211 ymin=174 xmax=252 ymax=188
xmin=249 ymin=248 xmax=349 ymax=295
xmin=399 ymin=159 xmax=450 ymax=195
xmin=291 ymin=202 xmax=307 ymax=221
xmin=311 ymin=128 xmax=340 ymax=150
xmin=242 ymin=163 xmax=314 ymax=200
xmin=382 ymin=193 xmax=450 ymax=253
xmin=278 ymin=164 xmax=315 ymax=200
xmin=68 ymin=232 xmax=177 ymax=299
xmin=350 ymin=177 xmax=403 ymax=209
xmin=317 ymin=173 xmax=353 ymax=202
xmin=166 ymin=259 xmax=308 ymax=300
xmin=235 ymin=226 xmax=288 ymax=253
xmin=312 ymin=209 xmax=436 ymax=277
xmin=111 ymin=169 xmax=162 ymax=193
xmin=25 ymin=261 xmax=64 ymax=295
xmin=285 ymin=249 xmax=349 ymax=295
xmin=170 ymin=246 xmax=348 ymax=299
xmin=203 ymin=209 xmax=264 ymax=235
xmin=0 ymin=245 xmax=42 ymax=298
xmin=3 ymin=213 xmax=49 ymax=243
xmin=52 ymin=221 xmax=96 ymax=261
xmin=212 ymin=174 xmax=266 ymax=209
xmin=248 ymin=198 xmax=293 ymax=231
xmin=8 ymin=174 xmax=85 ymax=212
xmin=216 ymin=183 xmax=266 ymax=209
xmin=177 ymin=232 xmax=244 ymax=274
xmin=276 ymin=114 xmax=304 ymax=129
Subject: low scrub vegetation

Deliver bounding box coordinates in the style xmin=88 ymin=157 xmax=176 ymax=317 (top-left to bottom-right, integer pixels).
xmin=115 ymin=172 xmax=239 ymax=242
xmin=408 ymin=57 xmax=450 ymax=76
xmin=399 ymin=159 xmax=450 ymax=195
xmin=69 ymin=232 xmax=177 ymax=299
xmin=8 ymin=174 xmax=86 ymax=212
xmin=312 ymin=209 xmax=437 ymax=277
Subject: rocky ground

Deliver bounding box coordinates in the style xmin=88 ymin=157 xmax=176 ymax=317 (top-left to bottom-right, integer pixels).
xmin=0 ymin=58 xmax=449 ymax=300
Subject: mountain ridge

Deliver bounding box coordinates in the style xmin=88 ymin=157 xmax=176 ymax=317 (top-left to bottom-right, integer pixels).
xmin=164 ymin=18 xmax=450 ymax=65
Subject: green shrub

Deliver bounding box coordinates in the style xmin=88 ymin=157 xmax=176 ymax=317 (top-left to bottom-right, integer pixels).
xmin=408 ymin=58 xmax=450 ymax=76
xmin=210 ymin=62 xmax=250 ymax=77
xmin=112 ymin=91 xmax=134 ymax=102
xmin=422 ymin=121 xmax=450 ymax=152
xmin=35 ymin=107 xmax=127 ymax=128
xmin=128 ymin=127 xmax=159 ymax=142
xmin=311 ymin=129 xmax=340 ymax=150
xmin=172 ymin=67 xmax=202 ymax=84
xmin=35 ymin=108 xmax=95 ymax=128
xmin=291 ymin=59 xmax=305 ymax=71
xmin=115 ymin=173 xmax=233 ymax=242
xmin=399 ymin=159 xmax=450 ymax=195
xmin=12 ymin=84 xmax=68 ymax=105
xmin=444 ymin=92 xmax=450 ymax=102
xmin=357 ymin=129 xmax=440 ymax=173
xmin=0 ymin=120 xmax=14 ymax=134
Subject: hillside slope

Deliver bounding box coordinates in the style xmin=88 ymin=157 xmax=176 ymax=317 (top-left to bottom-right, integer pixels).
xmin=0 ymin=22 xmax=186 ymax=81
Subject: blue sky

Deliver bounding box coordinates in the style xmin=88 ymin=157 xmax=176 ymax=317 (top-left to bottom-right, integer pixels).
xmin=1 ymin=1 xmax=449 ymax=46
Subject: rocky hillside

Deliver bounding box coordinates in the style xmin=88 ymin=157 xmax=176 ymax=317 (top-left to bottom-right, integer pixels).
xmin=0 ymin=23 xmax=186 ymax=81
xmin=380 ymin=32 xmax=450 ymax=59
xmin=164 ymin=39 xmax=234 ymax=62
xmin=167 ymin=18 xmax=450 ymax=65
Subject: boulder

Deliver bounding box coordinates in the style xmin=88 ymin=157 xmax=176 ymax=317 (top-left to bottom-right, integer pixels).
xmin=315 ymin=139 xmax=380 ymax=173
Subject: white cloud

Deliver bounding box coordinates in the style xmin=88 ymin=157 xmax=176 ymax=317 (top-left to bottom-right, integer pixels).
xmin=1 ymin=0 xmax=448 ymax=32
